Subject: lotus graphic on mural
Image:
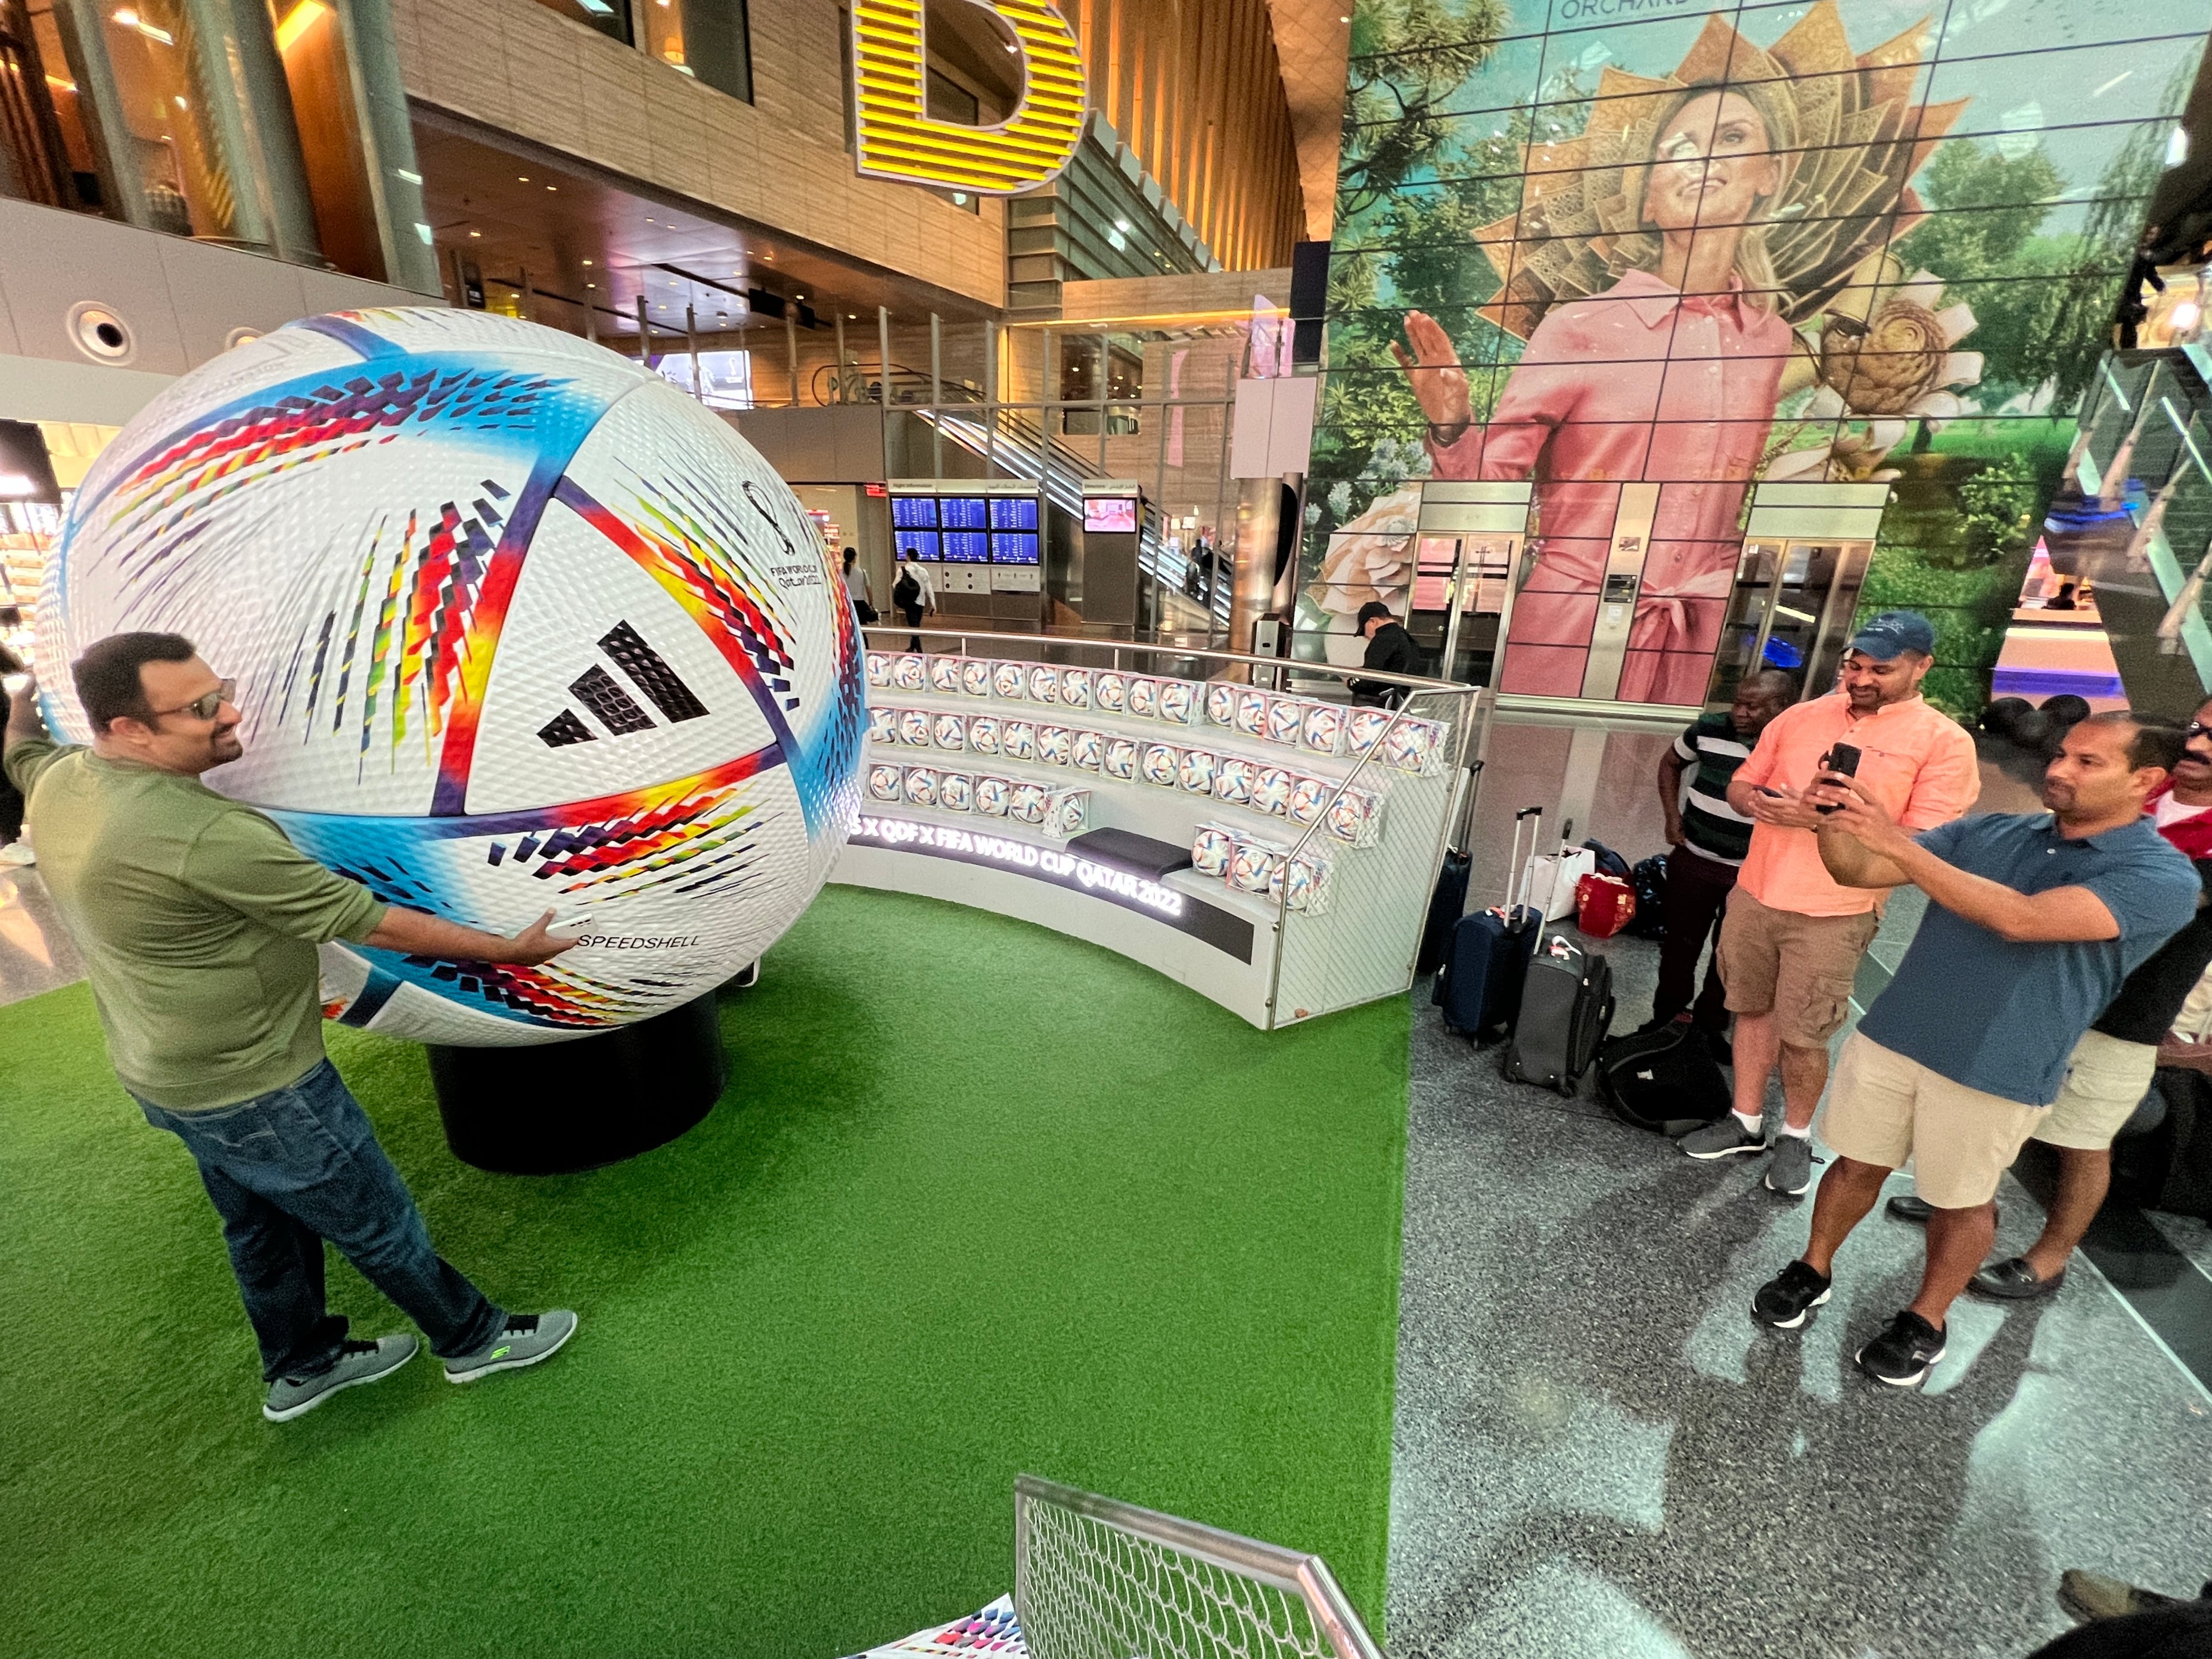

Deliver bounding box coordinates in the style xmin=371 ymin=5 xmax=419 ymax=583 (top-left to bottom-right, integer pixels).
xmin=1307 ymin=0 xmax=2196 ymax=713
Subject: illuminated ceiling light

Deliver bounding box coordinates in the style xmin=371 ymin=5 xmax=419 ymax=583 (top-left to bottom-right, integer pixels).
xmin=45 ymin=72 xmax=76 ymax=92
xmin=113 ymin=7 xmax=175 ymax=44
xmin=517 ymin=176 xmax=529 ymax=182
xmin=586 ymin=282 xmax=596 ymax=288
xmin=546 ymin=184 xmax=557 ymax=191
xmin=582 ymin=258 xmax=593 ymax=266
xmin=275 ymin=0 xmax=330 ymax=51
xmin=172 ymin=95 xmax=187 ymax=110
xmin=396 ymin=167 xmax=421 ymax=184
xmin=468 ymin=229 xmax=481 ymax=237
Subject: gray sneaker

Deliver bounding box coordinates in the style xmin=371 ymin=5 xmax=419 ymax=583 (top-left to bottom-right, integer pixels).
xmin=1765 ymin=1134 xmax=1818 ymax=1196
xmin=444 ymin=1310 xmax=579 ymax=1384
xmin=1679 ymin=1114 xmax=1767 ymax=1160
xmin=264 ymin=1334 xmax=418 ymax=1422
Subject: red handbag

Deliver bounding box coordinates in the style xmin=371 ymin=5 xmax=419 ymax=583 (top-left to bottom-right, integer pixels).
xmin=1575 ymin=872 xmax=1637 ymax=939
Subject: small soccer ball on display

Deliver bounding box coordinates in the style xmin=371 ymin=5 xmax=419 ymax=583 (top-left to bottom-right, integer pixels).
xmin=36 ymin=308 xmax=865 ymax=1046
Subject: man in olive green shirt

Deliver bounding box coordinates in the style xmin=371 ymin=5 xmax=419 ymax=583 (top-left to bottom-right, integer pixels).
xmin=5 ymin=633 xmax=580 ymax=1421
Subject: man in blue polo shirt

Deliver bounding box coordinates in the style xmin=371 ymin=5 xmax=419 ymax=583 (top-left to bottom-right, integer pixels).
xmin=1749 ymin=712 xmax=2197 ymax=1387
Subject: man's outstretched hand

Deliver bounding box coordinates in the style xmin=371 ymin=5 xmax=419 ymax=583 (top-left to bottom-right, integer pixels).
xmin=1389 ymin=310 xmax=1472 ymax=443
xmin=365 ymin=905 xmax=580 ymax=967
xmin=1807 ymin=773 xmax=1912 ymax=859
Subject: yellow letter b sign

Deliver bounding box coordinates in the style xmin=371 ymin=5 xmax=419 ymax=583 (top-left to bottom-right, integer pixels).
xmin=851 ymin=0 xmax=1086 ymax=194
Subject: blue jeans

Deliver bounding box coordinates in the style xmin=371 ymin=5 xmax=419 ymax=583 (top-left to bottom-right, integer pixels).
xmin=135 ymin=1060 xmax=505 ymax=1382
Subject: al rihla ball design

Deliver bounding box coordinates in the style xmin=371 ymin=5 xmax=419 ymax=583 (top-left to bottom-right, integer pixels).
xmin=37 ymin=307 xmax=866 ymax=1045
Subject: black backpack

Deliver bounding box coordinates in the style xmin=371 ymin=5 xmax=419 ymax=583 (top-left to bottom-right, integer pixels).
xmin=1595 ymin=1017 xmax=1729 ymax=1136
xmin=893 ymin=571 xmax=921 ymax=610
xmin=1626 ymin=855 xmax=1669 ymax=939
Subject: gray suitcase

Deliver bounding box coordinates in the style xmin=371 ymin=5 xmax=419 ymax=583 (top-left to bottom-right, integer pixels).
xmin=1501 ymin=928 xmax=1615 ymax=1095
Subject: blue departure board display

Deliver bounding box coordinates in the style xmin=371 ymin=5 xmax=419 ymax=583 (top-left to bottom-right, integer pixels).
xmin=990 ymin=533 xmax=1039 ymax=565
xmin=894 ymin=530 xmax=940 ymax=560
xmin=891 ymin=496 xmax=938 ymax=529
xmin=989 ymin=496 xmax=1039 ymax=530
xmin=941 ymin=530 xmax=990 ymax=562
xmin=939 ymin=497 xmax=989 ymax=530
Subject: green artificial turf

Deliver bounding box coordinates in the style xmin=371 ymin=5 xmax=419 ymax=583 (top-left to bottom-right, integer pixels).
xmin=0 ymin=887 xmax=1408 ymax=1658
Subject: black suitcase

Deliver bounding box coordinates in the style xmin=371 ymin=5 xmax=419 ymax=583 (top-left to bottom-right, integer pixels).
xmin=1418 ymin=850 xmax=1471 ymax=977
xmin=1594 ymin=1015 xmax=1730 ymax=1136
xmin=1502 ymin=928 xmax=1615 ymax=1095
xmin=1434 ymin=806 xmax=1545 ymax=1041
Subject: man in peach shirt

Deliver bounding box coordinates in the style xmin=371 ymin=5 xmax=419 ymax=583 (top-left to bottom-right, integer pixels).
xmin=1676 ymin=612 xmax=1980 ymax=1195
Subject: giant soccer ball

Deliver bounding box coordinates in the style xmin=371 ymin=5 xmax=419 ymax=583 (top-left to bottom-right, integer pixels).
xmin=39 ymin=308 xmax=865 ymax=1045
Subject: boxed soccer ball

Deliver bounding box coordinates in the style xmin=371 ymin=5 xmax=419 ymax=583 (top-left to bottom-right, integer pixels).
xmin=1382 ymin=715 xmax=1449 ymax=776
xmin=968 ymin=714 xmax=1003 ymax=755
xmin=867 ymin=763 xmax=903 ymax=801
xmin=893 ymin=654 xmax=928 ymax=692
xmin=868 ymin=706 xmax=899 ymax=745
xmin=1058 ymin=667 xmax=1093 ymax=709
xmin=1043 ymin=788 xmax=1089 ymax=840
xmin=1345 ymin=706 xmax=1391 ymax=757
xmin=902 ymin=766 xmax=941 ymax=807
xmin=1037 ymin=724 xmax=1074 ymax=766
xmin=1102 ymin=736 xmax=1139 ymax=781
xmin=928 ymin=655 xmax=964 ymax=694
xmin=1008 ymin=780 xmax=1051 ymax=825
xmin=1301 ymin=701 xmax=1348 ymax=756
xmin=1265 ymin=697 xmax=1305 ymax=747
xmin=1070 ymin=729 xmax=1106 ymax=772
xmin=1213 ymin=756 xmax=1257 ymax=806
xmin=1286 ymin=774 xmax=1332 ymax=826
xmin=931 ymin=712 xmax=968 ymax=751
xmin=1233 ymin=689 xmax=1270 ymax=738
xmin=897 ymin=707 xmax=933 ymax=747
xmin=1204 ymin=682 xmax=1239 ymax=728
xmin=1125 ymin=676 xmax=1161 ymax=719
xmin=1026 ymin=663 xmax=1061 ymax=704
xmin=1156 ymin=678 xmax=1201 ymax=725
xmin=1002 ymin=720 xmax=1038 ymax=762
xmin=1270 ymin=850 xmax=1334 ymax=915
xmin=974 ymin=775 xmax=1012 ymax=816
xmin=992 ymin=660 xmax=1028 ymax=700
xmin=1251 ymin=766 xmax=1297 ymax=816
xmin=1178 ymin=748 xmax=1219 ymax=795
xmin=960 ymin=657 xmax=994 ymax=698
xmin=1191 ymin=821 xmax=1238 ymax=878
xmin=866 ymin=651 xmax=893 ymax=688
xmin=1324 ymin=784 xmax=1384 ymax=847
xmin=1228 ymin=834 xmax=1289 ymax=895
xmin=1095 ymin=671 xmax=1129 ymax=712
xmin=1141 ymin=742 xmax=1182 ymax=787
xmin=938 ymin=771 xmax=975 ymax=812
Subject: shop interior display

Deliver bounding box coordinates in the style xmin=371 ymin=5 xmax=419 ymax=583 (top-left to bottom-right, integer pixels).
xmin=36 ymin=309 xmax=866 ymax=1047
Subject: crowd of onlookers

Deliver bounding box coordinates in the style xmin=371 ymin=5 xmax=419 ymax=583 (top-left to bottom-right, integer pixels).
xmin=1635 ymin=610 xmax=2212 ymax=1654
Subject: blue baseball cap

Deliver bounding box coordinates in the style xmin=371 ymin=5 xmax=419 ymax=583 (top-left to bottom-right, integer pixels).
xmin=1846 ymin=611 xmax=1936 ymax=661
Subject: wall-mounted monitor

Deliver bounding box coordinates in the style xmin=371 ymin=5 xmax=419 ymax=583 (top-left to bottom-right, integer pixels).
xmin=990 ymin=532 xmax=1039 ymax=565
xmin=940 ymin=497 xmax=989 ymax=530
xmin=989 ymin=496 xmax=1039 ymax=531
xmin=894 ymin=530 xmax=940 ymax=560
xmin=941 ymin=530 xmax=990 ymax=562
xmin=1083 ymin=497 xmax=1138 ymax=533
xmin=891 ymin=496 xmax=939 ymax=529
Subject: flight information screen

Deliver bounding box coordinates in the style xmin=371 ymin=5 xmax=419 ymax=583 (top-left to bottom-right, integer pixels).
xmin=989 ymin=496 xmax=1039 ymax=530
xmin=990 ymin=533 xmax=1039 ymax=565
xmin=894 ymin=530 xmax=940 ymax=560
xmin=890 ymin=496 xmax=938 ymax=529
xmin=941 ymin=530 xmax=990 ymax=562
xmin=939 ymin=497 xmax=989 ymax=530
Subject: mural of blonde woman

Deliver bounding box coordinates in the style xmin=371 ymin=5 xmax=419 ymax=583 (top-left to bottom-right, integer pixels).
xmin=1392 ymin=4 xmax=1963 ymax=704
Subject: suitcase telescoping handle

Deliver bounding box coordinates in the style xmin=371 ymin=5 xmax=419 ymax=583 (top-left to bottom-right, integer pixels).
xmin=1506 ymin=805 xmax=1542 ymax=915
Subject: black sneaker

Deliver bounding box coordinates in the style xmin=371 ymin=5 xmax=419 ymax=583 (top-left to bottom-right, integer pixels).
xmin=1887 ymin=1193 xmax=2000 ymax=1226
xmin=1855 ymin=1310 xmax=1947 ymax=1387
xmin=1752 ymin=1260 xmax=1832 ymax=1329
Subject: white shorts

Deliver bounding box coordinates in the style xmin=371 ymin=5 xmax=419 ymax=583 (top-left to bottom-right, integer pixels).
xmin=2033 ymin=1029 xmax=2158 ymax=1151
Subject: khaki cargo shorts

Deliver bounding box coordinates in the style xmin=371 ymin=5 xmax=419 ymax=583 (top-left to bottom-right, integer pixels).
xmin=1716 ymin=887 xmax=1881 ymax=1051
xmin=1821 ymin=1033 xmax=2046 ymax=1208
xmin=2034 ymin=1029 xmax=2159 ymax=1151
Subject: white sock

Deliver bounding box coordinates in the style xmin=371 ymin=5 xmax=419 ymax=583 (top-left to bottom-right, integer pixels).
xmin=1778 ymin=1121 xmax=1813 ymax=1139
xmin=1733 ymin=1110 xmax=1764 ymax=1135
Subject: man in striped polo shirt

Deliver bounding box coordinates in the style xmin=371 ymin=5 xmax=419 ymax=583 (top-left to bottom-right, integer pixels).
xmin=1649 ymin=669 xmax=1797 ymax=1045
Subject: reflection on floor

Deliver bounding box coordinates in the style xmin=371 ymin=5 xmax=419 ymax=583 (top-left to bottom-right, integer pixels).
xmin=1395 ymin=712 xmax=2212 ymax=1658
xmin=0 ymin=867 xmax=83 ymax=1009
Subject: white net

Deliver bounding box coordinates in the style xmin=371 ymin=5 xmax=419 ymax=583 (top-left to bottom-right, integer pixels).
xmin=1014 ymin=1481 xmax=1376 ymax=1659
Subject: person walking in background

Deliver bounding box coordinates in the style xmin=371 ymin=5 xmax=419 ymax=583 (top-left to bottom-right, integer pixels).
xmin=1887 ymin=697 xmax=2212 ymax=1300
xmin=1347 ymin=601 xmax=1419 ymax=704
xmin=893 ymin=549 xmax=935 ymax=650
xmin=0 ymin=608 xmax=28 ymax=866
xmin=1645 ymin=669 xmax=1797 ymax=1050
xmin=1751 ymin=713 xmax=2197 ymax=1387
xmin=841 ymin=546 xmax=877 ymax=626
xmin=4 ymin=634 xmax=582 ymax=1422
xmin=1676 ymin=613 xmax=1979 ymax=1197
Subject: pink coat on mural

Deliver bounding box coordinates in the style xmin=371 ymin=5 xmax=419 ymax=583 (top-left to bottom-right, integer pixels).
xmin=1430 ymin=269 xmax=1792 ymax=705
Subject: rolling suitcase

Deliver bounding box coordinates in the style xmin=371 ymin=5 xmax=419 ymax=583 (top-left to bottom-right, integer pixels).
xmin=1502 ymin=927 xmax=1615 ymax=1095
xmin=1418 ymin=850 xmax=1471 ymax=977
xmin=1594 ymin=1015 xmax=1729 ymax=1136
xmin=1434 ymin=806 xmax=1545 ymax=1041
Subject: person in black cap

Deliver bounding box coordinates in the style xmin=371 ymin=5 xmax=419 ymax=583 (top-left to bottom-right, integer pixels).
xmin=1348 ymin=601 xmax=1418 ymax=705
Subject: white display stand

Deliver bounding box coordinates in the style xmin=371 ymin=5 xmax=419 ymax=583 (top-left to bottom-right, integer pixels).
xmin=834 ymin=632 xmax=1480 ymax=1030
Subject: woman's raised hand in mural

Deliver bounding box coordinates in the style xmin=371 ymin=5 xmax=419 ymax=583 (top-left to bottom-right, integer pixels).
xmin=1390 ymin=311 xmax=1471 ymax=446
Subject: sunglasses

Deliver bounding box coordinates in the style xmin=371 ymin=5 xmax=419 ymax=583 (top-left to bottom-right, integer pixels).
xmin=150 ymin=678 xmax=236 ymax=722
xmin=2190 ymin=722 xmax=2212 ymax=741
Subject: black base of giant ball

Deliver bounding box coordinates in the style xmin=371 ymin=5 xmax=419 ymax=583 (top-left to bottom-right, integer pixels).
xmin=427 ymin=993 xmax=728 ymax=1175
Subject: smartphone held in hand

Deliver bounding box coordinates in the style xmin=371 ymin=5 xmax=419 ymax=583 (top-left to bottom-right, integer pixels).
xmin=1815 ymin=742 xmax=1862 ymax=814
